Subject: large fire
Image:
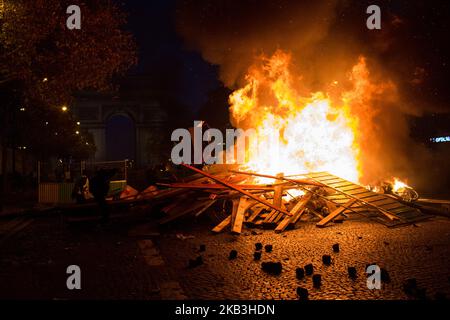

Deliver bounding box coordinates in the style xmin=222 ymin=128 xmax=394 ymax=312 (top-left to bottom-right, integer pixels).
xmin=229 ymin=50 xmax=365 ymax=183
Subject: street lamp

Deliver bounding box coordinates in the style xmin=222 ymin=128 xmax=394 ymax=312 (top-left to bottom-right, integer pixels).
xmin=61 ymin=106 xmax=68 ymax=112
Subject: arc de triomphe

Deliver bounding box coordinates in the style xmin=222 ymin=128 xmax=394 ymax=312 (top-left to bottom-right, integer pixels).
xmin=73 ymin=89 xmax=167 ymax=168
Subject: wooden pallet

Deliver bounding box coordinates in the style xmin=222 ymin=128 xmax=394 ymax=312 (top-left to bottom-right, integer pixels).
xmin=305 ymin=172 xmax=429 ymax=227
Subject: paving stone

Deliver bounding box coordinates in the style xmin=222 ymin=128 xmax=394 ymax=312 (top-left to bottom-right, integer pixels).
xmin=296 ymin=287 xmax=308 ymax=300
xmin=322 ymin=255 xmax=331 ymax=265
xmin=254 ymin=251 xmax=262 ymax=261
xmin=304 ymin=263 xmax=314 ymax=276
xmin=296 ymin=267 xmax=305 ymax=280
xmin=312 ymin=274 xmax=322 ymax=288
xmin=261 ymin=262 xmax=282 ymax=275
xmin=229 ymin=250 xmax=238 ymax=260
xmin=332 ymin=243 xmax=340 ymax=253
xmin=348 ymin=267 xmax=357 ymax=279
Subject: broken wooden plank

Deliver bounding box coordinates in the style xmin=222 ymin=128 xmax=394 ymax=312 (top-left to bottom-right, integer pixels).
xmin=262 ymin=209 xmax=278 ymax=226
xmin=183 ymin=164 xmax=293 ymax=216
xmin=316 ymin=199 xmax=357 ymax=228
xmin=273 ymin=211 xmax=285 ymax=224
xmin=275 ymin=193 xmax=313 ymax=233
xmin=232 ymin=197 xmax=252 ymax=234
xmin=273 ymin=173 xmax=284 ymax=208
xmin=230 ymin=198 xmax=240 ymax=227
xmin=246 ymin=206 xmax=266 ymax=223
xmin=212 ymin=215 xmax=232 ymax=233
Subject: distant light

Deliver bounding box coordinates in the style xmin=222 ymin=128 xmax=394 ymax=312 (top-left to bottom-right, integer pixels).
xmin=42 ymin=78 xmax=48 ymax=83
xmin=85 ymin=142 xmax=89 ymax=145
xmin=61 ymin=106 xmax=68 ymax=112
xmin=19 ymin=107 xmax=26 ymax=112
xmin=430 ymin=136 xmax=450 ymax=143
xmin=45 ymin=121 xmax=49 ymax=125
xmin=76 ymin=121 xmax=80 ymax=125
xmin=55 ymin=132 xmax=58 ymax=136
xmin=75 ymin=131 xmax=80 ymax=135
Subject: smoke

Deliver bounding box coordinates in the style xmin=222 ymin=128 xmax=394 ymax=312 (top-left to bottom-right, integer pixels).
xmin=177 ymin=0 xmax=340 ymax=88
xmin=176 ymin=0 xmax=449 ymax=191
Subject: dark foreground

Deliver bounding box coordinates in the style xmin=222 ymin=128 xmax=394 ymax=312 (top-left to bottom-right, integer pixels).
xmin=1 ymin=208 xmax=450 ymax=300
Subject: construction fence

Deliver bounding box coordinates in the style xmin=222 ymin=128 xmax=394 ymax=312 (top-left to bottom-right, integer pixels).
xmin=38 ymin=160 xmax=129 ymax=204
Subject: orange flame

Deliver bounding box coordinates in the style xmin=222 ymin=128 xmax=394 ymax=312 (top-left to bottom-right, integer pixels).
xmin=229 ymin=50 xmax=365 ymax=183
xmin=392 ymin=178 xmax=409 ymax=193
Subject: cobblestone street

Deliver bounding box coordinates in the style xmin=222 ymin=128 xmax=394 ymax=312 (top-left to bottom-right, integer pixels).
xmin=157 ymin=216 xmax=450 ymax=300
xmin=1 ymin=211 xmax=450 ymax=300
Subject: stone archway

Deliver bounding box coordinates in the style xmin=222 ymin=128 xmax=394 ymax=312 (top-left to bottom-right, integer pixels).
xmin=105 ymin=113 xmax=136 ymax=161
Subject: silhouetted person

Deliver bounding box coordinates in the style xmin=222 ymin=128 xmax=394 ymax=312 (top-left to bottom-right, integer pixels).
xmin=90 ymin=168 xmax=117 ymax=223
xmin=72 ymin=170 xmax=89 ymax=204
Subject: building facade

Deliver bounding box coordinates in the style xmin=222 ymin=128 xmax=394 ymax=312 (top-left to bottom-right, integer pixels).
xmin=73 ymin=76 xmax=168 ymax=168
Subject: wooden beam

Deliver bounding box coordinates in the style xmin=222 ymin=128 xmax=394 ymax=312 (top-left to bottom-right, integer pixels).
xmin=232 ymin=197 xmax=252 ymax=234
xmin=246 ymin=206 xmax=266 ymax=224
xmin=212 ymin=215 xmax=232 ymax=233
xmin=316 ymin=199 xmax=357 ymax=228
xmin=262 ymin=209 xmax=278 ymax=226
xmin=275 ymin=193 xmax=313 ymax=233
xmin=230 ymin=170 xmax=323 ymax=187
xmin=157 ymin=183 xmax=278 ymax=191
xmin=273 ymin=173 xmax=284 ymax=208
xmin=234 ymin=170 xmax=404 ymax=222
xmin=230 ymin=198 xmax=240 ymax=227
xmin=182 ymin=164 xmax=293 ymax=216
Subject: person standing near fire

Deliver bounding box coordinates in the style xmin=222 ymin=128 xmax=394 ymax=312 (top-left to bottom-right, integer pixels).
xmin=72 ymin=170 xmax=90 ymax=204
xmin=90 ymin=168 xmax=117 ymax=223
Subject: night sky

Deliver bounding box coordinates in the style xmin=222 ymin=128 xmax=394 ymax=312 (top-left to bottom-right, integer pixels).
xmin=122 ymin=0 xmax=220 ymax=115
xmin=119 ymin=0 xmax=450 ymax=134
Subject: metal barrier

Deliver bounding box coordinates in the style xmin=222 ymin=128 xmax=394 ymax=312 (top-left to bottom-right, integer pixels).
xmin=37 ymin=160 xmax=129 ymax=204
xmin=38 ymin=182 xmax=75 ymax=204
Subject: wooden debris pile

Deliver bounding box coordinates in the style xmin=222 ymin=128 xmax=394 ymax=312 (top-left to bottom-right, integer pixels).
xmin=140 ymin=164 xmax=430 ymax=234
